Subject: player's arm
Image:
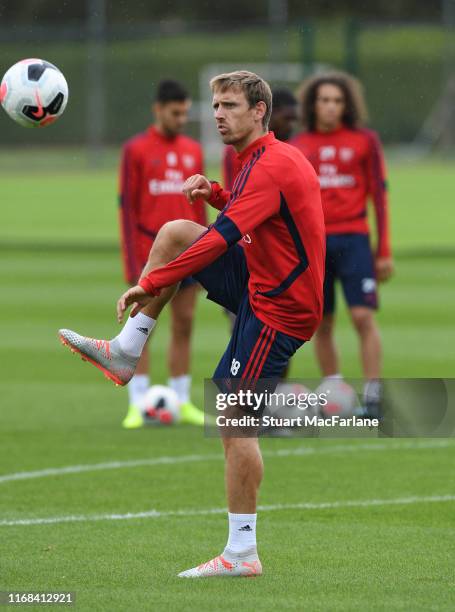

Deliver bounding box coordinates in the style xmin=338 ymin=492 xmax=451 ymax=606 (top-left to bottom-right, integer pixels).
xmin=119 ymin=142 xmax=142 ymax=284
xmin=366 ymin=131 xmax=393 ymax=281
xmin=138 ymin=165 xmax=279 ymax=296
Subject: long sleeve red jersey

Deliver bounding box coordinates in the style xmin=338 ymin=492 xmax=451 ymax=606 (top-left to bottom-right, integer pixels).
xmin=119 ymin=126 xmax=207 ymax=284
xmin=140 ymin=132 xmax=326 ymax=341
xmin=291 ymin=126 xmax=391 ymax=257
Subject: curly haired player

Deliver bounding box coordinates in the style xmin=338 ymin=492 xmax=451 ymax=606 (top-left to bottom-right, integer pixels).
xmin=292 ymin=72 xmax=393 ymax=415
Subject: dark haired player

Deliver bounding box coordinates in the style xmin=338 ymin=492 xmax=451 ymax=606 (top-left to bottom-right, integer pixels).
xmin=292 ymin=72 xmax=393 ymax=414
xmin=119 ymin=79 xmax=206 ymax=428
xmin=59 ymin=71 xmax=325 ymax=577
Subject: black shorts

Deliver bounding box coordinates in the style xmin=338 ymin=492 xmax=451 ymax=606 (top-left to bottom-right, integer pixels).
xmin=324 ymin=233 xmax=378 ymax=314
xmin=194 ymin=245 xmax=304 ymax=391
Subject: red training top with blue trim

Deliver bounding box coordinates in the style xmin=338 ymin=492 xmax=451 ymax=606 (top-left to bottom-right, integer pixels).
xmin=140 ymin=132 xmax=326 ymax=341
xmin=291 ymin=126 xmax=391 ymax=258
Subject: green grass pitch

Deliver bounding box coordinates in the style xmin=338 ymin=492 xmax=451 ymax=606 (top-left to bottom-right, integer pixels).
xmin=0 ymin=154 xmax=454 ymax=610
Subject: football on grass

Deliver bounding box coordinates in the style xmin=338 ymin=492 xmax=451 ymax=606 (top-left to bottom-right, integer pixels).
xmin=0 ymin=58 xmax=68 ymax=127
xmin=140 ymin=385 xmax=180 ymax=425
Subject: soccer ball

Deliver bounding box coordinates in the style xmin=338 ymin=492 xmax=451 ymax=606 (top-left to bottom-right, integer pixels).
xmin=0 ymin=58 xmax=68 ymax=128
xmin=140 ymin=385 xmax=180 ymax=425
xmin=315 ymin=379 xmax=359 ymax=418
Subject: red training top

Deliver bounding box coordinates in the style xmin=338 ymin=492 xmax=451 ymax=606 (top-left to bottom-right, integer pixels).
xmin=291 ymin=126 xmax=391 ymax=257
xmin=140 ymin=132 xmax=326 ymax=341
xmin=119 ymin=126 xmax=207 ymax=284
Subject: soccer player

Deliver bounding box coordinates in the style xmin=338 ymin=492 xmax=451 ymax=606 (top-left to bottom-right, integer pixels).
xmin=119 ymin=79 xmax=207 ymax=428
xmin=59 ymin=71 xmax=325 ymax=577
xmin=292 ymin=72 xmax=393 ymax=413
xmin=221 ymin=88 xmax=298 ymax=337
xmin=223 ymin=87 xmax=298 ymax=190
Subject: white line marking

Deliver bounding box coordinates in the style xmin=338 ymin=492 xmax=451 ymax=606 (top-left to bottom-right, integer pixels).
xmin=1 ymin=495 xmax=453 ymax=527
xmin=0 ymin=454 xmax=222 ymax=485
xmin=0 ymin=439 xmax=452 ymax=485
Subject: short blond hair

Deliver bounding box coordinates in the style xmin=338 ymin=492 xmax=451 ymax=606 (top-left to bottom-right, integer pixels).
xmin=210 ymin=70 xmax=272 ymax=128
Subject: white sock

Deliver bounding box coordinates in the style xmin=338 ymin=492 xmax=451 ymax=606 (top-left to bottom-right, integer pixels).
xmin=128 ymin=374 xmax=149 ymax=406
xmin=363 ymin=379 xmax=381 ymax=404
xmin=168 ymin=375 xmax=191 ymax=403
xmin=225 ymin=512 xmax=257 ymax=554
xmin=323 ymin=373 xmax=343 ymax=382
xmin=115 ymin=312 xmax=155 ymax=358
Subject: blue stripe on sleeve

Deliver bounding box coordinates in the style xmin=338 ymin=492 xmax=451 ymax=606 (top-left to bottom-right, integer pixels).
xmin=213 ymin=215 xmax=242 ymax=247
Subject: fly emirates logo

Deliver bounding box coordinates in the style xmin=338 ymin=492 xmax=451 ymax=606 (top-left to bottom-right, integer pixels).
xmin=149 ymin=168 xmax=185 ymax=196
xmin=318 ymin=146 xmax=356 ymax=189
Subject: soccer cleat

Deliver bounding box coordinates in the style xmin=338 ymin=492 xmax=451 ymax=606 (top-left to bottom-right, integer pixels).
xmin=179 ymin=401 xmax=205 ymax=426
xmin=58 ymin=329 xmax=138 ymax=386
xmin=178 ymin=547 xmax=262 ymax=578
xmin=122 ymin=404 xmax=144 ymax=429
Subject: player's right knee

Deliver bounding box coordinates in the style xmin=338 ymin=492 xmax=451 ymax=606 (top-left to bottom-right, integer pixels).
xmin=158 ymin=220 xmax=201 ymax=250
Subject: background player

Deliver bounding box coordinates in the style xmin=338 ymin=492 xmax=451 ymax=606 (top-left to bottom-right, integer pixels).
xmin=222 ymin=87 xmax=298 ymax=190
xmin=119 ymin=79 xmax=206 ymax=428
xmin=59 ymin=70 xmax=325 ymax=577
xmin=292 ymin=72 xmax=393 ymax=413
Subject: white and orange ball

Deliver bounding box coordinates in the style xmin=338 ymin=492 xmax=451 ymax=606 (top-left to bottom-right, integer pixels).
xmin=1 ymin=58 xmax=68 ymax=128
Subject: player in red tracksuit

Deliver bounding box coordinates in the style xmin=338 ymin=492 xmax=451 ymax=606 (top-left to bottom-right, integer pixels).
xmin=119 ymin=79 xmax=207 ymax=428
xmin=221 ymin=88 xmax=298 ymax=342
xmin=60 ymin=71 xmax=325 ymax=576
xmin=118 ymin=71 xmax=325 ymax=577
xmin=220 ymin=88 xmax=300 ymax=389
xmin=292 ymin=72 xmax=393 ymax=414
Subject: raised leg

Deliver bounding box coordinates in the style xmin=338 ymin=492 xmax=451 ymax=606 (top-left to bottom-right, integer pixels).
xmin=139 ymin=220 xmax=206 ymax=320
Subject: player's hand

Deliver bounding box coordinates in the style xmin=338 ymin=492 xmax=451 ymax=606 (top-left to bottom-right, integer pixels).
xmin=116 ymin=284 xmax=153 ymax=323
xmin=182 ymin=174 xmax=212 ymax=202
xmin=376 ymin=257 xmax=394 ymax=282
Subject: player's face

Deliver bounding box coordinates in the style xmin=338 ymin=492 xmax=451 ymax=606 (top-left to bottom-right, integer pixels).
xmin=314 ymin=84 xmax=345 ymax=130
xmin=270 ymin=105 xmax=298 ymax=142
xmin=212 ymin=88 xmax=265 ymax=147
xmin=154 ymin=100 xmax=191 ymax=137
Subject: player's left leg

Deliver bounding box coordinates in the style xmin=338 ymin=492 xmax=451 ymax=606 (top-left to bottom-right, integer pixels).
xmin=59 ymin=220 xmax=207 ymax=385
xmin=338 ymin=234 xmax=382 ymax=416
xmin=179 ymin=435 xmax=264 ymax=578
xmin=168 ymin=282 xmax=204 ymax=425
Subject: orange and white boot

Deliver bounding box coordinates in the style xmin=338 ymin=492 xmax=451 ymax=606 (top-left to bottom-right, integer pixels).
xmin=58 ymin=328 xmax=138 ymax=386
xmin=178 ymin=547 xmax=262 ymax=578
